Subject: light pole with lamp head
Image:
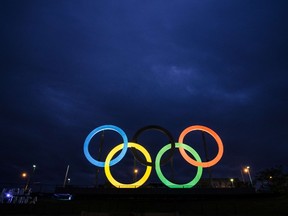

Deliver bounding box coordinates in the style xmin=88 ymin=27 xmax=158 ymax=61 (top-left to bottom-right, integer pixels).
xmin=230 ymin=178 xmax=234 ymax=187
xmin=244 ymin=166 xmax=253 ymax=186
xmin=133 ymin=169 xmax=138 ymax=182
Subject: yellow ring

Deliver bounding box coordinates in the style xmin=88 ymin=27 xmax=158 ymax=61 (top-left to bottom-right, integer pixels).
xmin=104 ymin=142 xmax=152 ymax=188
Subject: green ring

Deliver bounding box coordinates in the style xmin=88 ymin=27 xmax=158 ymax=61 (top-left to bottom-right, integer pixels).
xmin=155 ymin=142 xmax=203 ymax=188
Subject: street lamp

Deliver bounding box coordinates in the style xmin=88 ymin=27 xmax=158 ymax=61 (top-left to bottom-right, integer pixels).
xmin=31 ymin=164 xmax=36 ymax=179
xmin=21 ymin=172 xmax=29 ymax=190
xmin=21 ymin=172 xmax=28 ymax=178
xmin=243 ymin=166 xmax=253 ymax=186
xmin=26 ymin=164 xmax=37 ymax=190
xmin=230 ymin=178 xmax=234 ymax=188
xmin=133 ymin=169 xmax=138 ymax=182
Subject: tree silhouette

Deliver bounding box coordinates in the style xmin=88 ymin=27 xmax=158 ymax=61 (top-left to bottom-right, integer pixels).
xmin=256 ymin=165 xmax=288 ymax=193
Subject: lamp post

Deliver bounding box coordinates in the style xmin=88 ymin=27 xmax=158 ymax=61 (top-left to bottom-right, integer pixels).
xmin=25 ymin=164 xmax=37 ymax=190
xmin=32 ymin=165 xmax=36 ymax=173
xmin=133 ymin=169 xmax=138 ymax=182
xmin=243 ymin=166 xmax=253 ymax=186
xmin=21 ymin=172 xmax=29 ymax=190
xmin=230 ymin=178 xmax=234 ymax=188
xmin=63 ymin=165 xmax=70 ymax=187
xmin=31 ymin=164 xmax=36 ymax=185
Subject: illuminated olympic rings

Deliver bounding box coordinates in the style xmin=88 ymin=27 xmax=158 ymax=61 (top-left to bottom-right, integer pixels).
xmin=105 ymin=142 xmax=152 ymax=188
xmin=155 ymin=143 xmax=203 ymax=188
xmin=83 ymin=125 xmax=128 ymax=167
xmin=179 ymin=125 xmax=224 ymax=168
xmin=131 ymin=125 xmax=175 ymax=166
xmin=83 ymin=125 xmax=224 ymax=188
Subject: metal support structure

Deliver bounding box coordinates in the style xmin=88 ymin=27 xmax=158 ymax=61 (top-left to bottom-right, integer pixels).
xmin=63 ymin=165 xmax=70 ymax=187
xmin=95 ymin=131 xmax=104 ymax=187
xmin=202 ymin=131 xmax=213 ymax=187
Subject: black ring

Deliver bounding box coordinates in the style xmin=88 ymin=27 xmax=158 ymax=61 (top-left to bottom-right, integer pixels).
xmin=131 ymin=125 xmax=175 ymax=167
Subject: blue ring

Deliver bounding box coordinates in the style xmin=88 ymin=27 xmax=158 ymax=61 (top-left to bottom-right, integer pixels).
xmin=83 ymin=125 xmax=128 ymax=167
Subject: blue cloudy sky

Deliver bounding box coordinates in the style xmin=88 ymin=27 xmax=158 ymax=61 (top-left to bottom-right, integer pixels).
xmin=1 ymin=0 xmax=288 ymax=187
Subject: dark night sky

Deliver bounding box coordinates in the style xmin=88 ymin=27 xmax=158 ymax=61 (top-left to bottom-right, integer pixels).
xmin=1 ymin=0 xmax=288 ymax=188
